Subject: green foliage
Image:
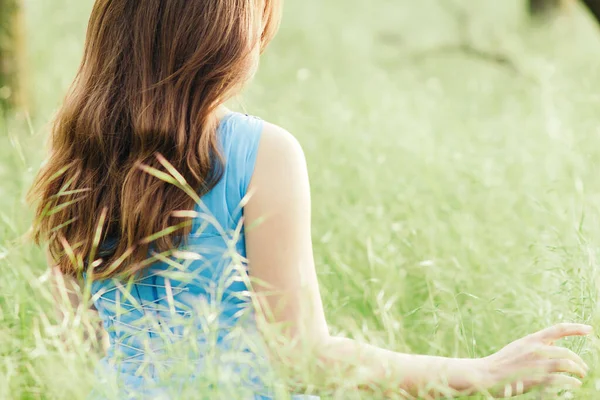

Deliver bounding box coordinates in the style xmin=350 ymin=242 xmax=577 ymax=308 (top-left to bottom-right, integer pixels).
xmin=2 ymin=0 xmax=600 ymax=398
xmin=0 ymin=0 xmax=22 ymax=111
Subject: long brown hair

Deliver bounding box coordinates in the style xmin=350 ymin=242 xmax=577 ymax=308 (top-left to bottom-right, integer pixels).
xmin=28 ymin=0 xmax=282 ymax=280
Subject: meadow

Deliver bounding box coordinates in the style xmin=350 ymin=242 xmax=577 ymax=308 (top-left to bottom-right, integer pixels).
xmin=2 ymin=0 xmax=600 ymax=398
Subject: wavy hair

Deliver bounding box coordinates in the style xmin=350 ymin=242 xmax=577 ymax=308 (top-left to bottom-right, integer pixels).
xmin=28 ymin=0 xmax=282 ymax=279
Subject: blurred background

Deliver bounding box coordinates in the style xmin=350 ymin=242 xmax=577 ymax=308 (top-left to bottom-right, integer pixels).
xmin=3 ymin=0 xmax=600 ymax=398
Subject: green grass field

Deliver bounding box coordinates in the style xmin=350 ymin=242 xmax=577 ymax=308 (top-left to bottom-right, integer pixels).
xmin=3 ymin=0 xmax=600 ymax=398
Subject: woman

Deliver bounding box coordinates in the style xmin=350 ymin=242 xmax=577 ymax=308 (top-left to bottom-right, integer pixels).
xmin=29 ymin=0 xmax=591 ymax=398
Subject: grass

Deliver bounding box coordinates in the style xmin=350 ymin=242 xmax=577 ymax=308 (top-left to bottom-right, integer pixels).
xmin=3 ymin=0 xmax=600 ymax=398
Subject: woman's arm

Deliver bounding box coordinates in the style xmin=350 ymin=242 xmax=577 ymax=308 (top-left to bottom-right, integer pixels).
xmin=244 ymin=122 xmax=591 ymax=398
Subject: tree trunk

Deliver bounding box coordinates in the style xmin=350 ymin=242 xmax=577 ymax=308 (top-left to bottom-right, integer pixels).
xmin=529 ymin=0 xmax=600 ymax=25
xmin=581 ymin=0 xmax=600 ymax=24
xmin=529 ymin=0 xmax=565 ymax=15
xmin=0 ymin=0 xmax=26 ymax=113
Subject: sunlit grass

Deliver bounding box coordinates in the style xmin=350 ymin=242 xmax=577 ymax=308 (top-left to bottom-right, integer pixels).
xmin=3 ymin=0 xmax=600 ymax=398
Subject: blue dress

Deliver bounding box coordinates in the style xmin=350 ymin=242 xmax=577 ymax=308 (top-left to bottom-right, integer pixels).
xmin=87 ymin=113 xmax=319 ymax=399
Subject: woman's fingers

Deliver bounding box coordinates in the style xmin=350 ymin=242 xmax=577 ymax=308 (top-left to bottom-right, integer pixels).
xmin=488 ymin=324 xmax=592 ymax=397
xmin=538 ymin=346 xmax=589 ymax=375
xmin=540 ymin=359 xmax=588 ymax=378
xmin=544 ymin=373 xmax=583 ymax=390
xmin=500 ymin=371 xmax=584 ymax=397
xmin=531 ymin=323 xmax=593 ymax=344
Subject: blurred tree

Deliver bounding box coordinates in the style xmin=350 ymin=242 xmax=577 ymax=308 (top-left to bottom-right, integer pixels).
xmin=528 ymin=0 xmax=600 ymax=24
xmin=581 ymin=0 xmax=600 ymax=22
xmin=529 ymin=0 xmax=566 ymax=15
xmin=0 ymin=0 xmax=26 ymax=113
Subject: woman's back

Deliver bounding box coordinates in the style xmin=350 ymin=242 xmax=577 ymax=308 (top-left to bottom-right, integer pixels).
xmin=89 ymin=112 xmax=276 ymax=399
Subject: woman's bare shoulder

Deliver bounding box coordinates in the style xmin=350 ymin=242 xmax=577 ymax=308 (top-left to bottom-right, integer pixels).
xmin=248 ymin=120 xmax=310 ymax=205
xmin=258 ymin=120 xmax=305 ymax=163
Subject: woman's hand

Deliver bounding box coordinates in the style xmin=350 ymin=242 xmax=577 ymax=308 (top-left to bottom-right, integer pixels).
xmin=482 ymin=323 xmax=592 ymax=397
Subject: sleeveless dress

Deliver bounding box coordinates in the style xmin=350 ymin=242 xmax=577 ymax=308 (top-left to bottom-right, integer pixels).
xmin=87 ymin=113 xmax=319 ymax=400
